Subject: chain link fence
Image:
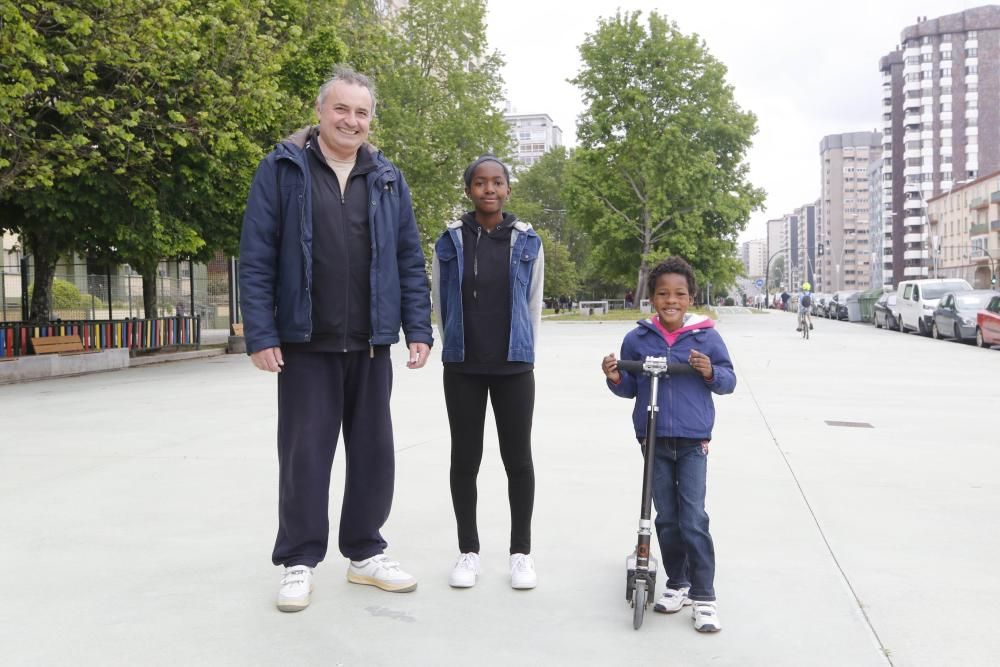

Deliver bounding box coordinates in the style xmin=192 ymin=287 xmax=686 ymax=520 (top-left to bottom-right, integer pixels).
xmin=1 ymin=252 xmax=235 ymax=331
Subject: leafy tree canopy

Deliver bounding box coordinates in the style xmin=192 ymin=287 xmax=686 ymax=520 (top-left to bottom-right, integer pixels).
xmin=340 ymin=0 xmax=513 ymax=246
xmin=567 ymin=10 xmax=765 ymax=300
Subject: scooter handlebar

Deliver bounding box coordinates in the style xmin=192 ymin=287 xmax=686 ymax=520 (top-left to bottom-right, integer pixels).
xmin=616 ymin=357 xmax=698 ymax=377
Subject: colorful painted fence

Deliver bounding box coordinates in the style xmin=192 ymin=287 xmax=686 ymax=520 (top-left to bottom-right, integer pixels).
xmin=0 ymin=316 xmax=201 ymax=358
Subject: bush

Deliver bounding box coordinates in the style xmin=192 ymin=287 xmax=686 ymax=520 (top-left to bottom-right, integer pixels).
xmin=29 ymin=278 xmax=104 ymax=310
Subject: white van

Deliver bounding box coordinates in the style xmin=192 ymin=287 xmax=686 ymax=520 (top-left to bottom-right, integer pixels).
xmin=896 ymin=278 xmax=973 ymax=335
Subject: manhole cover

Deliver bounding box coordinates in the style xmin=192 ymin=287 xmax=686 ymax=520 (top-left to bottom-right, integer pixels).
xmin=824 ymin=420 xmax=873 ymax=428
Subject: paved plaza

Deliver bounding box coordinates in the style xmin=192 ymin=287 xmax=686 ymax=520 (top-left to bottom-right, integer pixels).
xmin=2 ymin=309 xmax=998 ymax=666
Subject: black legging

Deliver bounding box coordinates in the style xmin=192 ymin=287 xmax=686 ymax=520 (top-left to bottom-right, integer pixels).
xmin=443 ymin=369 xmax=535 ymax=554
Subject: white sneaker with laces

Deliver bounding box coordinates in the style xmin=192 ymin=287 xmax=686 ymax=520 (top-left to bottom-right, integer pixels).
xmin=347 ymin=554 xmax=417 ymax=592
xmin=509 ymin=553 xmax=537 ymax=589
xmin=449 ymin=552 xmax=481 ymax=588
xmin=653 ymin=586 xmax=691 ymax=614
xmin=277 ymin=565 xmax=313 ymax=612
xmin=692 ymin=600 xmax=721 ymax=632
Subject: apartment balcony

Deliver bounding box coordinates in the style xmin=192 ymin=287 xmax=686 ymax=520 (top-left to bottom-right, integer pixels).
xmin=904 ymin=113 xmax=922 ymax=127
xmin=903 ymin=198 xmax=923 ymax=210
xmin=904 ymin=265 xmax=930 ymax=277
xmin=970 ymin=222 xmax=988 ymax=236
xmin=903 ymin=165 xmax=921 ymax=177
xmin=992 ymin=219 xmax=1000 ymax=231
xmin=970 ymin=197 xmax=988 ymax=210
xmin=903 ymin=232 xmax=927 ymax=244
xmin=903 ymin=147 xmax=921 ymax=161
xmin=990 ymin=190 xmax=1000 ymax=203
xmin=904 ymin=249 xmax=929 ymax=260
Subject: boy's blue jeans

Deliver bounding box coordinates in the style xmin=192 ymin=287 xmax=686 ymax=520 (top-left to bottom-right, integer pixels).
xmin=649 ymin=436 xmax=716 ymax=601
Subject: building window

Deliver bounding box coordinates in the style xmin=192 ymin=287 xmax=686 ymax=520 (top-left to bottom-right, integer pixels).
xmin=941 ymin=50 xmax=952 ymax=60
xmin=966 ymin=65 xmax=978 ymax=75
xmin=967 ymin=30 xmax=977 ymax=39
xmin=940 ymin=102 xmax=951 ymax=112
xmin=966 ymin=48 xmax=978 ymax=57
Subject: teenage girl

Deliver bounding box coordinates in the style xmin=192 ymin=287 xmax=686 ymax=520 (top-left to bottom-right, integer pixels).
xmin=432 ymin=154 xmax=544 ymax=589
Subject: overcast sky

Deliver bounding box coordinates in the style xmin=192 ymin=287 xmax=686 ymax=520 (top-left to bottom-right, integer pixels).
xmin=485 ymin=0 xmax=986 ymax=242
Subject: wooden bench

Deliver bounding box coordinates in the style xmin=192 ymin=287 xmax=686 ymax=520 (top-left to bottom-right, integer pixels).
xmin=31 ymin=335 xmax=87 ymax=355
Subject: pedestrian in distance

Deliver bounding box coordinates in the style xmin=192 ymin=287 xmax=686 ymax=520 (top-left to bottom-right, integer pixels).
xmin=239 ymin=65 xmax=433 ymax=612
xmin=601 ymin=257 xmax=736 ymax=633
xmin=432 ymin=154 xmax=545 ymax=590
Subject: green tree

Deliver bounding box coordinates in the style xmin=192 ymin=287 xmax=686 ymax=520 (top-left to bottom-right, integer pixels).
xmin=568 ymin=11 xmax=765 ymax=301
xmin=1 ymin=0 xmax=343 ymax=321
xmin=340 ymin=0 xmax=513 ymax=245
xmin=534 ymin=228 xmax=579 ymax=301
xmin=505 ymin=147 xmax=583 ymax=299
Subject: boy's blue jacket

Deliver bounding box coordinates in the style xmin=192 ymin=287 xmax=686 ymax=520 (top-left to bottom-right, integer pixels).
xmin=607 ymin=314 xmax=736 ymax=440
xmin=238 ymin=128 xmax=433 ymax=354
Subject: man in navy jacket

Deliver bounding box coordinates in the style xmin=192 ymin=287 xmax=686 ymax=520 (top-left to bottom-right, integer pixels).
xmin=239 ymin=66 xmax=432 ymax=612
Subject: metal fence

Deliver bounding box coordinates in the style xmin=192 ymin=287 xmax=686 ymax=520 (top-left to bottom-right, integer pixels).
xmin=1 ymin=254 xmax=236 ymax=331
xmin=1 ymin=316 xmax=201 ymax=358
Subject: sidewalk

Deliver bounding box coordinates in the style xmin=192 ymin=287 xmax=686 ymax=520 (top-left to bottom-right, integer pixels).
xmin=2 ymin=310 xmax=998 ymax=666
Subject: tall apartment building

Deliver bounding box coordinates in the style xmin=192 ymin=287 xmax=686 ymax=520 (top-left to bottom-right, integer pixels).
xmin=503 ymin=109 xmax=563 ymax=169
xmin=880 ymin=7 xmax=1000 ymax=287
xmin=791 ymin=202 xmax=818 ymax=289
xmin=819 ymin=132 xmax=880 ymax=293
xmin=741 ymin=238 xmax=767 ymax=278
xmin=868 ymin=155 xmax=886 ymax=288
xmin=766 ymin=217 xmax=785 ymax=287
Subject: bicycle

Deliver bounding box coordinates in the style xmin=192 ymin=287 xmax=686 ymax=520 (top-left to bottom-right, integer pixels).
xmin=798 ymin=308 xmax=810 ymax=339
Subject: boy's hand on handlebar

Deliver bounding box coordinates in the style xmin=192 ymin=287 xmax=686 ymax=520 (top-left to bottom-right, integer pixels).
xmin=688 ymin=349 xmax=714 ymax=381
xmin=602 ymin=353 xmax=621 ymax=384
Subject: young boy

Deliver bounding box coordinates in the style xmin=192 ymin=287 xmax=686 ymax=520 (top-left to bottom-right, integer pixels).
xmin=601 ymin=257 xmax=736 ymax=633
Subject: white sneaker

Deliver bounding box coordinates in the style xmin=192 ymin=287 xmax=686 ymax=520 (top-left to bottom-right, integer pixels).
xmin=449 ymin=552 xmax=481 ymax=588
xmin=509 ymin=553 xmax=537 ymax=589
xmin=692 ymin=600 xmax=721 ymax=632
xmin=347 ymin=554 xmax=417 ymax=592
xmin=276 ymin=565 xmax=313 ymax=612
xmin=654 ymin=586 xmax=691 ymax=614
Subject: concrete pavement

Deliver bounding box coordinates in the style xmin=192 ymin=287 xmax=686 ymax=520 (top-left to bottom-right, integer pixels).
xmin=2 ymin=309 xmax=998 ymax=666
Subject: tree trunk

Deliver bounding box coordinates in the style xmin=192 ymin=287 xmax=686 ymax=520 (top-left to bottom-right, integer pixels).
xmin=137 ymin=261 xmax=159 ymax=318
xmin=24 ymin=230 xmax=59 ymax=324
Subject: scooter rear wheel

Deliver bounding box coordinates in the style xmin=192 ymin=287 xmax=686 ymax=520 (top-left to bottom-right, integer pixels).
xmin=632 ymin=579 xmax=647 ymax=629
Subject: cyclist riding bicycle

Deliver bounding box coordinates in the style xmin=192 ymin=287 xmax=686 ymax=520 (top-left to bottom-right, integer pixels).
xmin=796 ymin=282 xmax=814 ymax=332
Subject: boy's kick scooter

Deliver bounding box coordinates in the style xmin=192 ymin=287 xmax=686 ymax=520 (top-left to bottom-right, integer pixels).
xmin=616 ymin=356 xmax=696 ymax=630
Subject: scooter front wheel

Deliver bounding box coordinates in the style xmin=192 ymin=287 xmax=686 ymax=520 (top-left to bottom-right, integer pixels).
xmin=632 ymin=579 xmax=647 ymax=629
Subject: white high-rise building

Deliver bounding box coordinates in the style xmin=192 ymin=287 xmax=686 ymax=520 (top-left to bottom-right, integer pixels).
xmin=504 ymin=109 xmax=563 ymax=169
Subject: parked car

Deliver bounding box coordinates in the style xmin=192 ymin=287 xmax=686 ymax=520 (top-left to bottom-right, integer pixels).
xmin=872 ymin=291 xmax=899 ymax=330
xmin=811 ymin=293 xmax=830 ymax=318
xmin=896 ymin=278 xmax=973 ymax=335
xmin=977 ymin=293 xmax=1000 ymax=348
xmin=931 ymin=290 xmax=995 ymax=342
xmin=827 ymin=290 xmax=859 ymax=321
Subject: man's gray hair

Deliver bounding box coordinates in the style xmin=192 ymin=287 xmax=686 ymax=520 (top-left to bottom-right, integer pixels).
xmin=316 ymin=65 xmax=377 ymax=114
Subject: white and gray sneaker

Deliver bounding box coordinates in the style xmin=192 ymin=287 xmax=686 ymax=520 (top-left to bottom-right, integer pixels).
xmin=449 ymin=552 xmax=481 ymax=588
xmin=654 ymin=586 xmax=691 ymax=613
xmin=509 ymin=553 xmax=537 ymax=589
xmin=692 ymin=600 xmax=721 ymax=632
xmin=277 ymin=565 xmax=313 ymax=612
xmin=347 ymin=554 xmax=417 ymax=592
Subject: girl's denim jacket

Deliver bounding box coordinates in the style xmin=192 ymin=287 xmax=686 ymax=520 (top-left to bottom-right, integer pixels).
xmin=432 ymin=219 xmax=544 ymax=363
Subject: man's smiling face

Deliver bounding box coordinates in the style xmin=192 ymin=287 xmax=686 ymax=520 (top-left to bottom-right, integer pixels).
xmin=315 ymin=80 xmax=372 ymax=160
